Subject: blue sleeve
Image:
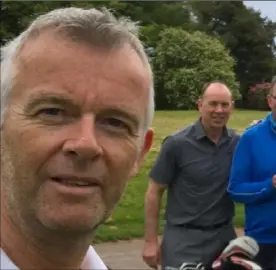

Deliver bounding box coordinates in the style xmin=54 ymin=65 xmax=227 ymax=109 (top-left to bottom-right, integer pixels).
xmin=228 ymin=131 xmax=275 ymax=204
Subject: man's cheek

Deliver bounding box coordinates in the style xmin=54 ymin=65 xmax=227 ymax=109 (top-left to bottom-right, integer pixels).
xmin=105 ymin=179 xmax=127 ymax=205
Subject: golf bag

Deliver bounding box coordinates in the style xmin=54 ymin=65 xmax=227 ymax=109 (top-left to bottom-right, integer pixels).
xmin=211 ymin=236 xmax=262 ymax=270
xmin=170 ymin=236 xmax=262 ymax=270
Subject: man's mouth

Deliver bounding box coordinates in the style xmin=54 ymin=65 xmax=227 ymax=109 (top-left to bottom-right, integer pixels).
xmin=51 ymin=177 xmax=98 ymax=187
xmin=212 ymin=116 xmax=225 ymax=121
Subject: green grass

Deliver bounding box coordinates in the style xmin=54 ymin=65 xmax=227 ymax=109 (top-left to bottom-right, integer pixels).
xmin=94 ymin=110 xmax=268 ymax=243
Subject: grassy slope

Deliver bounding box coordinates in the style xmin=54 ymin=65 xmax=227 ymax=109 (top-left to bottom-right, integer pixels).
xmin=94 ymin=110 xmax=268 ymax=243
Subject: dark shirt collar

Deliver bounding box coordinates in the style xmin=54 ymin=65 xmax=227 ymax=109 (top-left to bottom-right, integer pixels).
xmin=194 ymin=118 xmax=231 ymax=140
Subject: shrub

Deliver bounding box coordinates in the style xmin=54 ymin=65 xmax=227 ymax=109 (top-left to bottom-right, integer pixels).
xmin=152 ymin=28 xmax=241 ymax=110
xmin=247 ymin=82 xmax=271 ymax=110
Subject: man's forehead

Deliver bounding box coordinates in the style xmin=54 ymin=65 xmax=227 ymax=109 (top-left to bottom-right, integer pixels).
xmin=203 ymin=92 xmax=232 ymax=101
xmin=17 ymin=31 xmax=151 ymax=91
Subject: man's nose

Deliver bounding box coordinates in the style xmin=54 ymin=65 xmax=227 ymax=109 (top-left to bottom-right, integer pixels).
xmin=214 ymin=104 xmax=224 ymax=113
xmin=62 ymin=116 xmax=103 ymax=160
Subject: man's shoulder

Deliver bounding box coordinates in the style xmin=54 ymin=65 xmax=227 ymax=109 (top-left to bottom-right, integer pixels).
xmin=233 ymin=122 xmax=267 ymax=150
xmin=160 ymin=124 xmax=194 ymax=154
xmin=241 ymin=121 xmax=264 ymax=139
xmin=226 ymin=121 xmax=265 ymax=142
xmin=169 ymin=123 xmax=195 ymax=141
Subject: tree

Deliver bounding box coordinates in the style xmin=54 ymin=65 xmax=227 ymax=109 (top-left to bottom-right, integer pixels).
xmin=2 ymin=1 xmax=273 ymax=109
xmin=189 ymin=1 xmax=276 ymax=106
xmin=0 ymin=1 xmax=195 ymax=48
xmin=0 ymin=1 xmax=110 ymax=45
xmin=153 ymin=28 xmax=241 ymax=109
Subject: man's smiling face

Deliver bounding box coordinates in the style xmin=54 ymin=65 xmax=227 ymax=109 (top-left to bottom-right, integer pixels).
xmin=1 ymin=31 xmax=153 ymax=232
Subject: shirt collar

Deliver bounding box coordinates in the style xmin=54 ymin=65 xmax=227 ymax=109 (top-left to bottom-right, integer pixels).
xmin=194 ymin=118 xmax=231 ymax=140
xmin=0 ymin=246 xmax=107 ymax=270
xmin=1 ymin=249 xmax=17 ymax=270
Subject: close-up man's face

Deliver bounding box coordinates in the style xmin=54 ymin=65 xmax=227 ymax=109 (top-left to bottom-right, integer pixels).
xmin=1 ymin=31 xmax=153 ymax=232
xmin=198 ymin=84 xmax=234 ymax=129
xmin=268 ymin=84 xmax=276 ymax=119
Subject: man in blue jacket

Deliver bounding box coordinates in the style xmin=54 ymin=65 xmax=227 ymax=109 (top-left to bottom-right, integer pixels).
xmin=228 ymin=78 xmax=276 ymax=270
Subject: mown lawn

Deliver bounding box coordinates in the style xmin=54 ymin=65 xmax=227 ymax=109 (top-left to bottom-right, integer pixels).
xmin=94 ymin=110 xmax=268 ymax=243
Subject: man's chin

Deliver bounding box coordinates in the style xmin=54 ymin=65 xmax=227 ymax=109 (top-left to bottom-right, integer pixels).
xmin=37 ymin=208 xmax=106 ymax=234
xmin=211 ymin=118 xmax=227 ymax=126
xmin=211 ymin=123 xmax=225 ymax=128
xmin=48 ymin=221 xmax=98 ymax=232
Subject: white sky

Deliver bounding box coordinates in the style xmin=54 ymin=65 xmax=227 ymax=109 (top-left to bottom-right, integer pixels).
xmin=244 ymin=1 xmax=276 ymax=22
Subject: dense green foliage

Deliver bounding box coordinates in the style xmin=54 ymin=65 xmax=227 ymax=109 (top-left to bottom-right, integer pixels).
xmin=1 ymin=1 xmax=275 ymax=110
xmin=153 ymin=29 xmax=240 ymax=109
xmin=189 ymin=1 xmax=276 ymax=108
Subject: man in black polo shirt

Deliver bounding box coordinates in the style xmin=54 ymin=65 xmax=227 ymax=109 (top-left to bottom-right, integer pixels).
xmin=142 ymin=82 xmax=240 ymax=269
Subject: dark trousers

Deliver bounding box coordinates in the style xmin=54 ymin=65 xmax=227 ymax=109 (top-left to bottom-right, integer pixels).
xmin=255 ymin=243 xmax=276 ymax=270
xmin=161 ymin=223 xmax=236 ymax=269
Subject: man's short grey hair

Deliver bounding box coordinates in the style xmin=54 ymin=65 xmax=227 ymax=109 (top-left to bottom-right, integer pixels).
xmin=0 ymin=7 xmax=155 ymax=131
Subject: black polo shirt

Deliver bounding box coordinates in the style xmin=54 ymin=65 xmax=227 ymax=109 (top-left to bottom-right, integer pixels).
xmin=149 ymin=119 xmax=240 ymax=227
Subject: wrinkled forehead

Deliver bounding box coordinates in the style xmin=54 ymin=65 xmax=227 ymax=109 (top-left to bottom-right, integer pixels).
xmin=20 ymin=30 xmax=148 ymax=70
xmin=15 ymin=31 xmax=152 ymax=92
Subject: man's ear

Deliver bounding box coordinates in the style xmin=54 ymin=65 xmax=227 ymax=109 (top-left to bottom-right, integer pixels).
xmin=230 ymin=100 xmax=235 ymax=112
xmin=129 ymin=128 xmax=154 ymax=178
xmin=267 ymin=94 xmax=273 ymax=109
xmin=197 ymin=98 xmax=202 ymax=111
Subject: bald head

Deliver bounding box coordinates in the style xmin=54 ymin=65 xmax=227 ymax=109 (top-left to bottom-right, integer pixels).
xmin=201 ymin=82 xmax=232 ymax=100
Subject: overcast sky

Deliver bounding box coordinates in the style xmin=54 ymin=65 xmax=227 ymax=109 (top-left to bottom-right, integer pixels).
xmin=244 ymin=1 xmax=276 ymax=22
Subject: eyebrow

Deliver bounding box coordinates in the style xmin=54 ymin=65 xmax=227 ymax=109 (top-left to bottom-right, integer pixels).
xmin=25 ymin=92 xmax=77 ymax=111
xmin=25 ymin=92 xmax=141 ymax=127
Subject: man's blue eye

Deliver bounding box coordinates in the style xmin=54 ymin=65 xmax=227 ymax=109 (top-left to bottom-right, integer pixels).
xmin=103 ymin=118 xmax=127 ymax=129
xmin=98 ymin=118 xmax=130 ymax=133
xmin=108 ymin=118 xmax=124 ymax=127
xmin=39 ymin=108 xmax=63 ymax=116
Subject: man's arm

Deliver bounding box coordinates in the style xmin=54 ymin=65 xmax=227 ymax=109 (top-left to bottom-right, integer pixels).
xmin=228 ymin=131 xmax=275 ymax=204
xmin=143 ymin=135 xmax=178 ymax=268
xmin=145 ymin=135 xmax=178 ymax=239
xmin=144 ymin=180 xmax=166 ymax=243
xmin=143 ymin=180 xmax=166 ymax=268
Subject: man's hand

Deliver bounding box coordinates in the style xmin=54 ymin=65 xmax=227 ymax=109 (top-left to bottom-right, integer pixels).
xmin=248 ymin=119 xmax=262 ymax=128
xmin=272 ymin=175 xmax=276 ymax=189
xmin=142 ymin=241 xmax=161 ymax=269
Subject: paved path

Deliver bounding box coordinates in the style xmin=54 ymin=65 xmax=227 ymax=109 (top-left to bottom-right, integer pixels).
xmin=95 ymin=238 xmax=149 ymax=269
xmin=94 ymin=229 xmax=244 ymax=269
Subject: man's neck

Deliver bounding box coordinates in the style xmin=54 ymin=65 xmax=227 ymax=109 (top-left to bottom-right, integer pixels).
xmin=1 ymin=200 xmax=93 ymax=270
xmin=201 ymin=121 xmax=224 ymax=144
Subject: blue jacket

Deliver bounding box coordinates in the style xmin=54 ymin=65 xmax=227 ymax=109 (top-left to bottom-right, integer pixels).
xmin=228 ymin=113 xmax=276 ymax=244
